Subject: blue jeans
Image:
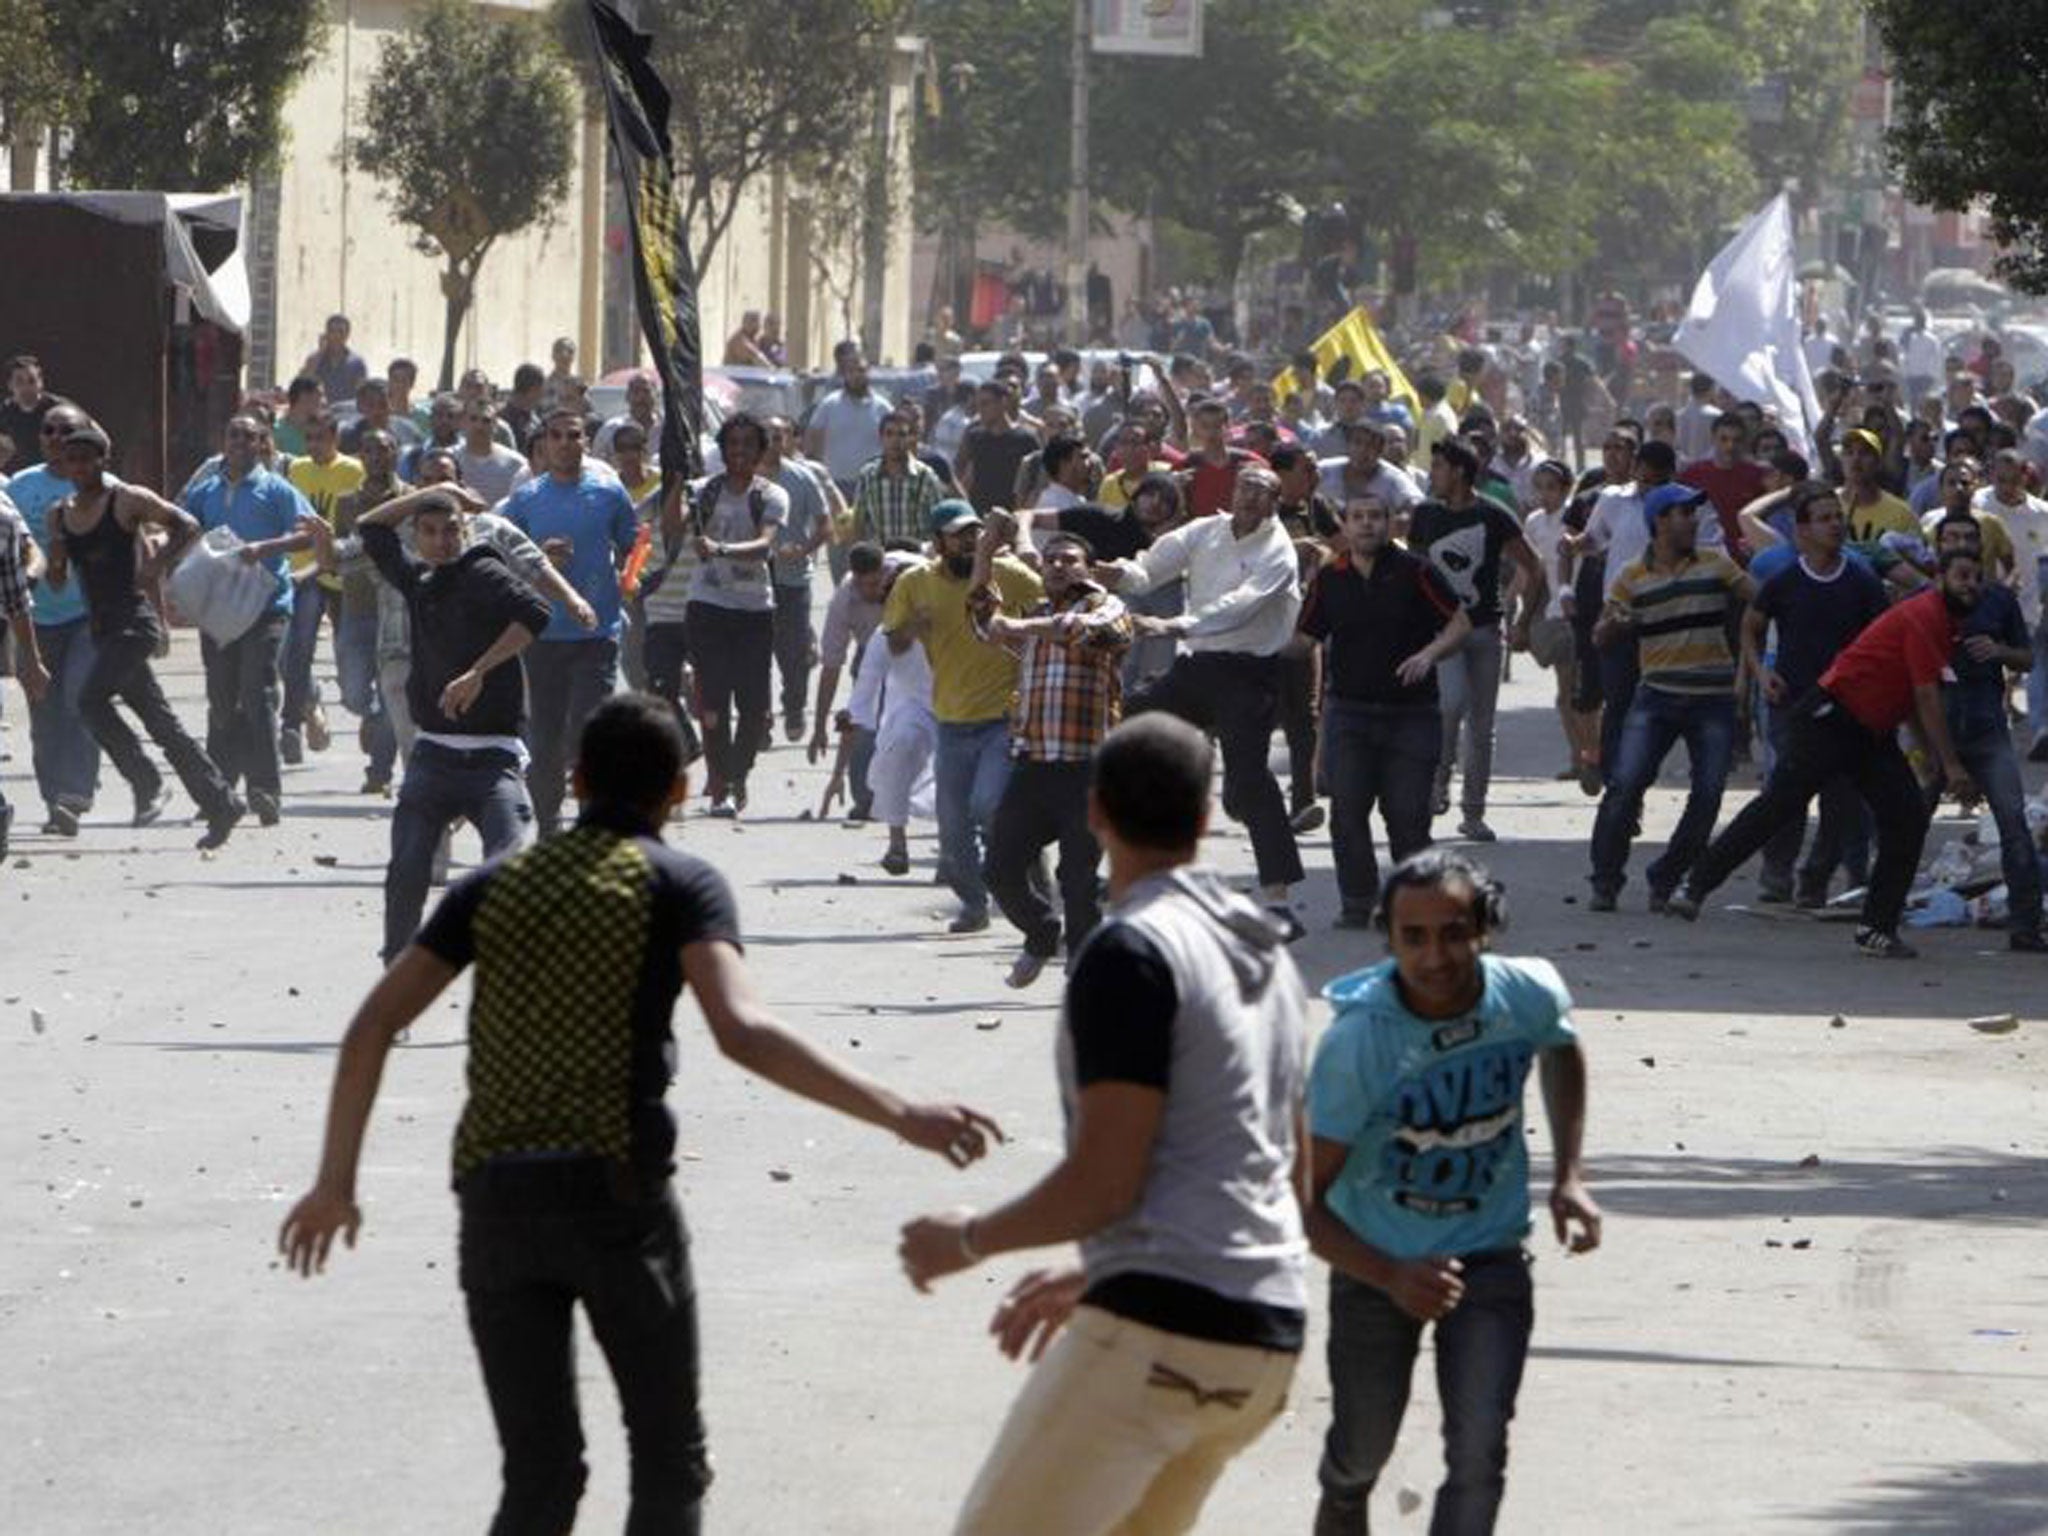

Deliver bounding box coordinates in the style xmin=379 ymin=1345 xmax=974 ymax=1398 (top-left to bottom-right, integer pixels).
xmin=281 ymin=579 xmax=325 ymax=730
xmin=459 ymin=1163 xmax=707 ymax=1536
xmin=1318 ymin=1252 xmax=1534 ymax=1536
xmin=523 ymin=638 xmax=619 ymax=834
xmin=1434 ymin=624 xmax=1504 ymax=819
xmin=384 ymin=739 xmax=534 ymax=960
xmin=935 ymin=718 xmax=1013 ymax=916
xmin=29 ymin=619 xmax=101 ymax=811
xmin=201 ymin=613 xmax=288 ymax=798
xmin=1948 ymin=695 xmax=2042 ymax=932
xmin=335 ymin=608 xmax=396 ymax=783
xmin=1325 ymin=701 xmax=1440 ymax=918
xmin=1589 ymin=687 xmax=1734 ymax=897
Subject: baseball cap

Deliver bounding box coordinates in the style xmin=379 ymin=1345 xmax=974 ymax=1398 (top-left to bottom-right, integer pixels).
xmin=1640 ymin=483 xmax=1706 ymax=540
xmin=929 ymin=498 xmax=983 ymax=538
xmin=1843 ymin=427 xmax=1885 ymax=457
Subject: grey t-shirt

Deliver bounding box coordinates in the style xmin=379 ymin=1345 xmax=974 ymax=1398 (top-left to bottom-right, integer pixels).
xmin=687 ymin=477 xmax=788 ymax=613
xmin=771 ymin=461 xmax=828 ymax=590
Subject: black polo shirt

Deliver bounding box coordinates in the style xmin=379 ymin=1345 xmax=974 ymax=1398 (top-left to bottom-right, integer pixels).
xmin=1297 ymin=545 xmax=1460 ymax=707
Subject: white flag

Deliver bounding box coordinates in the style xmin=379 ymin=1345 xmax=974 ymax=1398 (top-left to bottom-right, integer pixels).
xmin=1672 ymin=193 xmax=1819 ymax=455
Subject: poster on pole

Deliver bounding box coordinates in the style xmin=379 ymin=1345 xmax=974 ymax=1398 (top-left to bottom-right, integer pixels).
xmin=1092 ymin=0 xmax=1203 ymax=57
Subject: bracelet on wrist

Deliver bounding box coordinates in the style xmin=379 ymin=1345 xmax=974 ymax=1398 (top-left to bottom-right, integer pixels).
xmin=959 ymin=1215 xmax=982 ymax=1263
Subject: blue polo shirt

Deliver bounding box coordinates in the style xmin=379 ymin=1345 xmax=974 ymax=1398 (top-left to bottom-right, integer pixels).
xmin=8 ymin=462 xmax=115 ymax=627
xmin=182 ymin=466 xmax=311 ymax=616
xmin=1310 ymin=956 xmax=1577 ymax=1260
xmin=501 ymin=467 xmax=639 ymax=640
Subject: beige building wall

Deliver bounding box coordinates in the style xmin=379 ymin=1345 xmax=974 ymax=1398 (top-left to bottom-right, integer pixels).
xmin=263 ymin=0 xmax=590 ymax=388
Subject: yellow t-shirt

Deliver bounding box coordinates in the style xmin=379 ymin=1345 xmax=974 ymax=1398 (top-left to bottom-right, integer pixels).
xmin=1847 ymin=490 xmax=1916 ymax=543
xmin=1921 ymin=504 xmax=2014 ymax=574
xmin=288 ymin=454 xmax=366 ymax=591
xmin=882 ymin=555 xmax=1043 ymax=724
xmin=1099 ymin=463 xmax=1170 ymax=511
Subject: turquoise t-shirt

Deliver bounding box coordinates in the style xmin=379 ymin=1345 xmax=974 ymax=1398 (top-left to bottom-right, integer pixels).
xmin=1309 ymin=955 xmax=1576 ymax=1259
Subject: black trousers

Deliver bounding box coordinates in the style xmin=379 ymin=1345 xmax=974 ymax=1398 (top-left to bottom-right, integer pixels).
xmin=1686 ymin=689 xmax=1930 ymax=935
xmin=460 ymin=1162 xmax=708 ymax=1536
xmin=77 ymin=628 xmax=233 ymax=817
xmin=1129 ymin=651 xmax=1304 ymax=888
xmin=985 ymin=759 xmax=1101 ymax=958
xmin=687 ymin=601 xmax=773 ymax=792
xmin=1277 ymin=649 xmax=1319 ymax=812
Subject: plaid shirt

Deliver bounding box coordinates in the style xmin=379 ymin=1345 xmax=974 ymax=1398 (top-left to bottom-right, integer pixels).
xmin=0 ymin=494 xmax=34 ymax=621
xmin=976 ymin=582 xmax=1132 ymax=762
xmin=852 ymin=456 xmax=944 ymax=546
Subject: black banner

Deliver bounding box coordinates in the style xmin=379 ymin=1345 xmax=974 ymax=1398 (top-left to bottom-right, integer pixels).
xmin=584 ymin=0 xmax=703 ymax=486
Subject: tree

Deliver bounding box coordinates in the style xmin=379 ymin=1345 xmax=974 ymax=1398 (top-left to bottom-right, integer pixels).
xmin=911 ymin=0 xmax=1072 ymax=321
xmin=351 ymin=0 xmax=578 ymax=390
xmin=1092 ymin=0 xmax=1352 ymax=297
xmin=52 ymin=0 xmax=324 ymax=191
xmin=1873 ymin=0 xmax=2048 ymax=293
xmin=0 ymin=0 xmax=66 ymax=189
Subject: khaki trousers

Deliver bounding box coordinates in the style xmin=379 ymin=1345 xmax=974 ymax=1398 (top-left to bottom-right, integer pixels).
xmin=956 ymin=1305 xmax=1297 ymax=1536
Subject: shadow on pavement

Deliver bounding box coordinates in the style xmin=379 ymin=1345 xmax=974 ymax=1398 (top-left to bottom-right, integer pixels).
xmin=1589 ymin=1149 xmax=2045 ymax=1225
xmin=1790 ymin=1460 xmax=2048 ymax=1533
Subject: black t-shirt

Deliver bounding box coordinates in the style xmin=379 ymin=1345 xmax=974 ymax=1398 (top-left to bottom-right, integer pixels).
xmin=0 ymin=393 xmax=62 ymax=474
xmin=417 ymin=809 xmax=742 ymax=1182
xmin=961 ymin=423 xmax=1039 ymax=513
xmin=1064 ymin=923 xmax=1304 ymax=1353
xmin=1278 ymin=492 xmax=1340 ymax=541
xmin=1068 ymin=922 xmax=1177 ymax=1088
xmin=1952 ymin=582 xmax=2028 ymax=710
xmin=1051 ymin=503 xmax=1153 ymax=562
xmin=1406 ymin=495 xmax=1526 ymax=627
xmin=1298 ymin=547 xmax=1461 ymax=707
xmin=1753 ymin=556 xmax=1888 ymax=697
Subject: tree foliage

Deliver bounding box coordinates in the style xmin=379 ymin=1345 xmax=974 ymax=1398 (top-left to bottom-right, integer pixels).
xmin=351 ymin=0 xmax=578 ymax=389
xmin=52 ymin=0 xmax=325 ymax=191
xmin=911 ymin=0 xmax=1069 ymax=245
xmin=556 ymin=0 xmax=901 ymax=277
xmin=0 ymin=0 xmax=65 ymax=153
xmin=910 ymin=0 xmax=1861 ymax=305
xmin=1874 ymin=0 xmax=2048 ymax=293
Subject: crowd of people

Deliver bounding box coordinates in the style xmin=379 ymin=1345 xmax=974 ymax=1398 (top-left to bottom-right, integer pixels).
xmin=4 ymin=292 xmax=2044 ymax=1532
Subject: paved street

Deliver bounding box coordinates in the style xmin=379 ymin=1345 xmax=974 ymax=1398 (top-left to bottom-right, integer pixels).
xmin=3 ymin=639 xmax=2045 ymax=1534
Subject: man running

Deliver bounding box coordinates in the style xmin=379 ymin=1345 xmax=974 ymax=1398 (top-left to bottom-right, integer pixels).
xmin=280 ymin=693 xmax=1000 ymax=1534
xmin=1292 ymin=494 xmax=1470 ymax=927
xmin=974 ymin=521 xmax=1132 ymax=987
xmin=502 ymin=407 xmax=639 ymax=837
xmin=1306 ymin=849 xmax=1599 ymax=1534
xmin=186 ymin=414 xmax=321 ymax=823
xmin=349 ymin=481 xmax=550 ymax=963
xmin=900 ymin=713 xmax=1308 ymax=1536
xmin=43 ymin=425 xmax=244 ymax=848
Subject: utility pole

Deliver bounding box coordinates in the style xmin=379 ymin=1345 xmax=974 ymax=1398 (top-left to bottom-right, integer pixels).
xmin=1064 ymin=0 xmax=1089 ymax=346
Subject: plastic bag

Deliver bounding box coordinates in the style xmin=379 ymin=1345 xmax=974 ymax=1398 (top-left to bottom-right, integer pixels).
xmin=166 ymin=526 xmax=277 ymax=645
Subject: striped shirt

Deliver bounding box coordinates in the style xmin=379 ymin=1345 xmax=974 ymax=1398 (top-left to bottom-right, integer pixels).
xmin=1608 ymin=549 xmax=1746 ymax=695
xmin=976 ymin=583 xmax=1133 ymax=761
xmin=0 ymin=493 xmax=33 ymax=620
xmin=852 ymin=456 xmax=944 ymax=546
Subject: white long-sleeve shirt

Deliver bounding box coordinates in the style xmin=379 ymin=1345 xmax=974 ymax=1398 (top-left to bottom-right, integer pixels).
xmin=847 ymin=625 xmax=933 ymax=734
xmin=1107 ymin=513 xmax=1301 ymax=658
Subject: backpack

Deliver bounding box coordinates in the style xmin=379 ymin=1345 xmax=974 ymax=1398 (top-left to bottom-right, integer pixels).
xmin=638 ymin=476 xmax=769 ymax=598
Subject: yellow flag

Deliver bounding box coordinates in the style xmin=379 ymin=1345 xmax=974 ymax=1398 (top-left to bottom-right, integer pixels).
xmin=1274 ymin=306 xmax=1419 ymax=423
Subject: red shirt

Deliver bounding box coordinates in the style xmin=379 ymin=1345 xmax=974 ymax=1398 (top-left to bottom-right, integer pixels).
xmin=1678 ymin=458 xmax=1768 ymax=560
xmin=1819 ymin=586 xmax=1958 ymax=732
xmin=1185 ymin=446 xmax=1266 ymax=519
